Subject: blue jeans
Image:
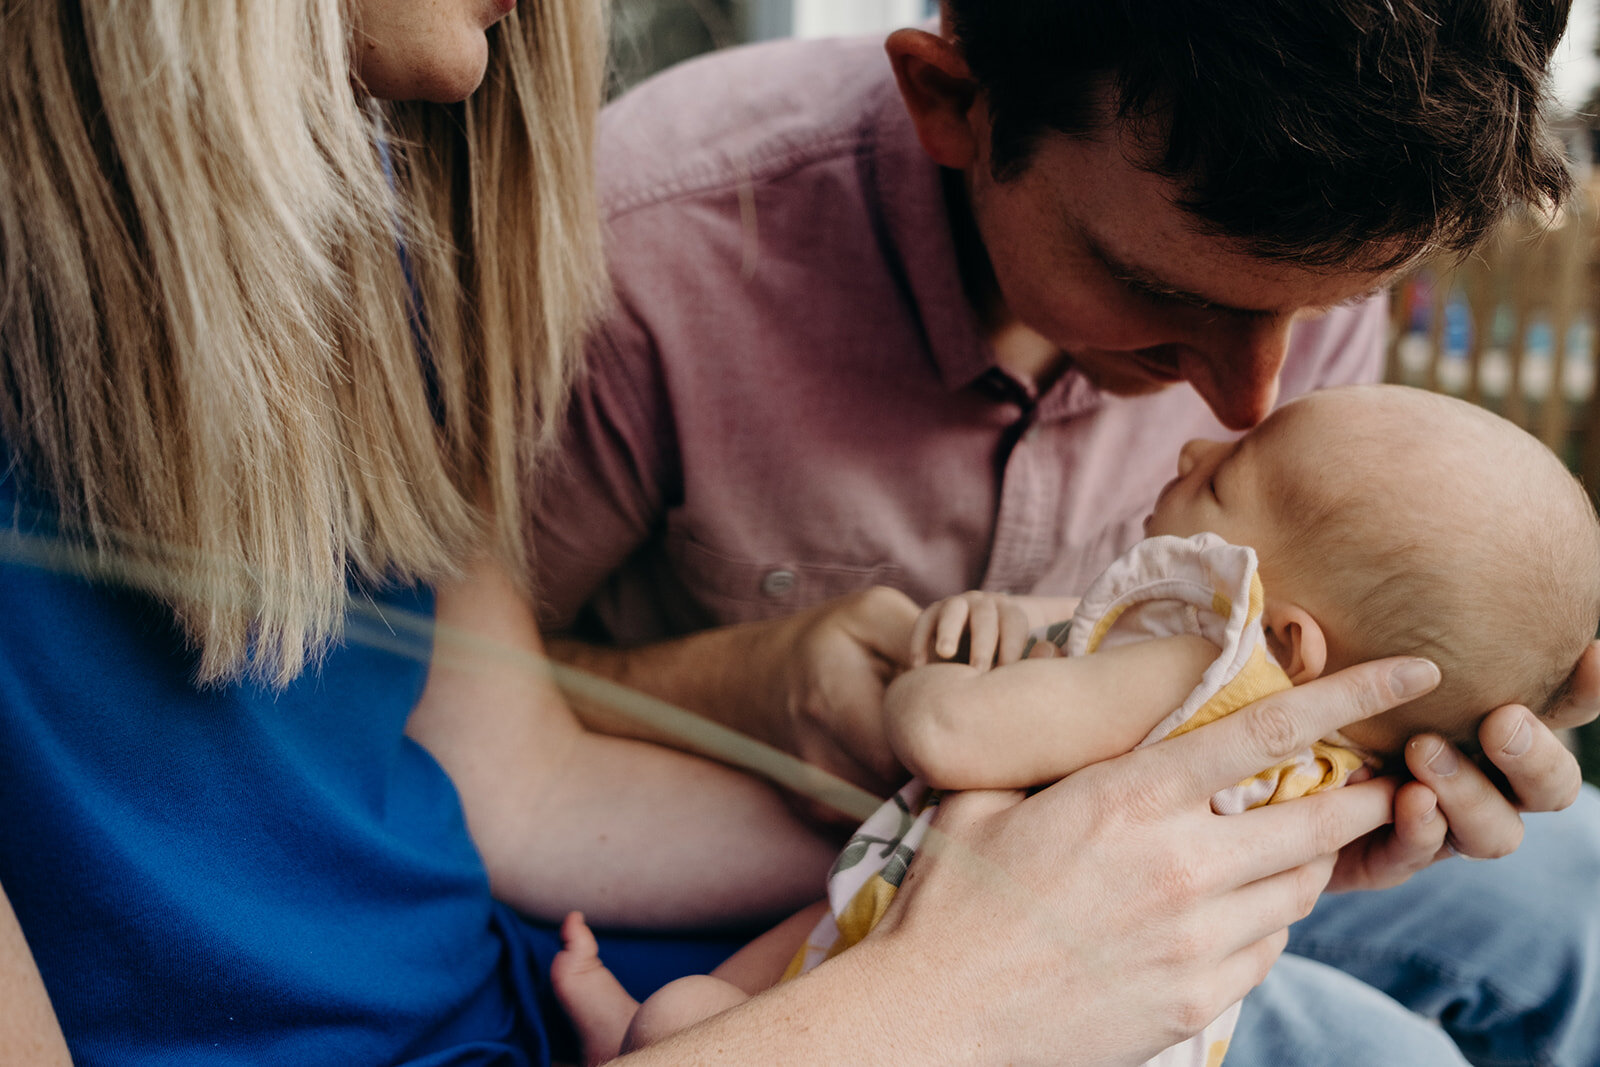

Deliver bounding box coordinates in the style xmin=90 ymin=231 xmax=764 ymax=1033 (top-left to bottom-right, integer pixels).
xmin=1229 ymin=784 xmax=1600 ymax=1067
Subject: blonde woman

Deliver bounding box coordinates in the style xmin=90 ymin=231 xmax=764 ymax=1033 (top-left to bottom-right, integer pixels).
xmin=0 ymin=2 xmax=1531 ymax=1064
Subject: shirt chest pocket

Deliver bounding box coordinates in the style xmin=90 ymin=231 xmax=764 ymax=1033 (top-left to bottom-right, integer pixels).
xmin=667 ymin=529 xmax=904 ymax=625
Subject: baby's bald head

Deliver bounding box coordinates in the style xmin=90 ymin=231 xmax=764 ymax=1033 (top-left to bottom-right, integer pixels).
xmin=1262 ymin=385 xmax=1600 ymax=747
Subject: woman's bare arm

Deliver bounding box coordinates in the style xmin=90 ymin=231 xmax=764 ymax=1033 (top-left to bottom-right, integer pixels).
xmin=0 ymin=880 xmax=70 ymax=1065
xmin=406 ymin=557 xmax=840 ymax=929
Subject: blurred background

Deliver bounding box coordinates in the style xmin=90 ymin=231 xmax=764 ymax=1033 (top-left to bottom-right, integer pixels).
xmin=608 ymin=0 xmax=936 ymax=93
xmin=607 ymin=1 xmax=1600 ymax=782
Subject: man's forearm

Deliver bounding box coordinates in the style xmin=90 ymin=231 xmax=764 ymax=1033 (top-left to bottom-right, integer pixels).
xmin=547 ymin=588 xmax=920 ymax=810
xmin=546 ymin=617 xmax=796 ymax=751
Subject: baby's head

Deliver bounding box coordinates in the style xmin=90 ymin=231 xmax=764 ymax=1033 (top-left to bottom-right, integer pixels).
xmin=1145 ymin=384 xmax=1600 ymax=755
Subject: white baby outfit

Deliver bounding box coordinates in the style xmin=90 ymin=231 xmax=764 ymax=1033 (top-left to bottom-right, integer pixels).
xmin=784 ymin=533 xmax=1370 ymax=1066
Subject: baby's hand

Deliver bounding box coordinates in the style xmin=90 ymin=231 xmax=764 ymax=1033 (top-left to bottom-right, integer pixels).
xmin=910 ymin=591 xmax=1036 ymax=670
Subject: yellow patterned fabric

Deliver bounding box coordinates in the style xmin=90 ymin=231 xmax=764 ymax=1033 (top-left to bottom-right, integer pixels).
xmin=786 ymin=534 xmax=1370 ymax=1066
xmin=1065 ymin=533 xmax=1368 ymax=816
xmin=783 ymin=780 xmax=940 ymax=979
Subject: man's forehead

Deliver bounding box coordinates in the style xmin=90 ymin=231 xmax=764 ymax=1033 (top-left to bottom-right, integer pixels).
xmin=1030 ymin=124 xmax=1402 ymax=315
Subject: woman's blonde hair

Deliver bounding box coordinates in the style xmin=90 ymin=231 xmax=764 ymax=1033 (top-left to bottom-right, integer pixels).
xmin=0 ymin=1 xmax=606 ymax=684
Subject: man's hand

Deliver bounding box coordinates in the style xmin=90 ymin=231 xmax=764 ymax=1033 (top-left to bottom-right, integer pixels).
xmin=848 ymin=655 xmax=1439 ymax=1063
xmin=763 ymin=586 xmax=920 ymax=817
xmin=1327 ymin=640 xmax=1600 ymax=892
xmin=545 ymin=586 xmax=919 ymax=821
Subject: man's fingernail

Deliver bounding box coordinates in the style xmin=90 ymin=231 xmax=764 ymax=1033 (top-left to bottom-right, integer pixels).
xmin=1391 ymin=658 xmax=1441 ymax=698
xmin=1501 ymin=713 xmax=1534 ymax=757
xmin=1425 ymin=739 xmax=1459 ymax=777
xmin=1421 ymin=799 xmax=1439 ymax=824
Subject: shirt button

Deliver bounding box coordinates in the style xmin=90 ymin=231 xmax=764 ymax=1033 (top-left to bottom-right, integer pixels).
xmin=761 ymin=569 xmax=796 ymax=598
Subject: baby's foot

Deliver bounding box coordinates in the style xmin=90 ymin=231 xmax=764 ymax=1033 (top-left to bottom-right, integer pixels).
xmin=551 ymin=911 xmax=640 ymax=1067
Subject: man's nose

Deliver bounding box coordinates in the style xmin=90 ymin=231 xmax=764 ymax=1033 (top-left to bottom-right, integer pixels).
xmin=1188 ymin=314 xmax=1293 ymax=431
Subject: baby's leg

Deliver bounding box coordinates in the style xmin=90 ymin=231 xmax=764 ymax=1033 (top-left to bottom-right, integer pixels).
xmin=551 ymin=911 xmax=642 ymax=1066
xmin=619 ymin=974 xmax=752 ymax=1054
xmin=555 ymin=902 xmax=831 ymax=1061
xmin=622 ymin=900 xmax=830 ymax=1052
xmin=707 ymin=899 xmax=831 ymax=992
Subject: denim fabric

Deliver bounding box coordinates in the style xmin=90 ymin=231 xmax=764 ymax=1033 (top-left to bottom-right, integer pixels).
xmin=1230 ymin=785 xmax=1600 ymax=1067
xmin=1234 ymin=954 xmax=1469 ymax=1066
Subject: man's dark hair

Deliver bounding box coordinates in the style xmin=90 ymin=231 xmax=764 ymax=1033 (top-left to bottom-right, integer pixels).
xmin=947 ymin=0 xmax=1574 ymax=270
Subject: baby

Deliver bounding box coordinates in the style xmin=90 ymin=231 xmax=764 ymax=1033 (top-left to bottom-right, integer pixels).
xmin=551 ymin=383 xmax=1600 ymax=1066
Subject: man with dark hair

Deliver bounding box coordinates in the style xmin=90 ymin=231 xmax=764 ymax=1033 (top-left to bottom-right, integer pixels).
xmin=949 ymin=0 xmax=1571 ymax=266
xmin=530 ymin=2 xmax=1600 ymax=1062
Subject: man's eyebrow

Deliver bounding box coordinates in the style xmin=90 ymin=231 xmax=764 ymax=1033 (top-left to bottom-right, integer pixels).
xmin=1091 ymin=238 xmax=1391 ymax=319
xmin=1090 ymin=238 xmax=1272 ymax=317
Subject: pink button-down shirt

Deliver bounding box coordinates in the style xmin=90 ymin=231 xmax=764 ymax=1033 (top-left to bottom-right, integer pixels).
xmin=529 ymin=34 xmax=1384 ymax=642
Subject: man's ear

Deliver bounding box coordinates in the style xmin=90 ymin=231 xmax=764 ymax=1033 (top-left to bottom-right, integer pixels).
xmin=1262 ymin=602 xmax=1327 ymax=685
xmin=884 ymin=28 xmax=982 ymax=170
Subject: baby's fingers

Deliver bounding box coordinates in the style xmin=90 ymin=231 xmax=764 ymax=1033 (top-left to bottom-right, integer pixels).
xmin=965 ymin=596 xmax=1002 ymax=669
xmin=910 ymin=599 xmax=968 ymax=665
xmin=995 ymin=603 xmax=1035 ymax=667
xmin=930 ymin=599 xmax=972 ymax=663
xmin=908 ymin=604 xmax=940 ymax=667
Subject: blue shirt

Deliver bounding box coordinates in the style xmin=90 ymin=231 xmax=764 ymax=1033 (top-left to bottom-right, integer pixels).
xmin=0 ymin=469 xmax=542 ymax=1064
xmin=0 ymin=464 xmax=746 ymax=1064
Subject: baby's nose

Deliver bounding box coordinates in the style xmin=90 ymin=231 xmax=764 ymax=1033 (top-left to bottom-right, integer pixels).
xmin=1177 ymin=439 xmax=1206 ymax=476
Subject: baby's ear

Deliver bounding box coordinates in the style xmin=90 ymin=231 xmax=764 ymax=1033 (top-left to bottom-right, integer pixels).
xmin=1262 ymin=602 xmax=1327 ymax=685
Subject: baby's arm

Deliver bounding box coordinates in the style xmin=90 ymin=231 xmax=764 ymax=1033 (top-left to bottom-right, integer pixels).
xmin=909 ymin=591 xmax=1080 ymax=669
xmin=886 ymin=633 xmax=1220 ymax=790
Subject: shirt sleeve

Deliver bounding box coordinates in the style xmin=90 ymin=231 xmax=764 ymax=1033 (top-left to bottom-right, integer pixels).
xmin=525 ymin=301 xmax=681 ymax=631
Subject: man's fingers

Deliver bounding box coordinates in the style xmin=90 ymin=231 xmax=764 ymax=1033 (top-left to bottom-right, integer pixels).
xmin=1478 ymin=704 xmax=1584 ymax=812
xmin=1215 ymin=931 xmax=1292 ymax=1013
xmin=1151 ymin=657 xmax=1440 ymax=802
xmin=1212 ymin=777 xmax=1396 ymax=884
xmin=1327 ymin=779 xmax=1444 ymax=891
xmin=848 ymin=586 xmax=920 ymax=661
xmin=818 ymin=680 xmax=903 ymax=786
xmin=1387 ymin=778 xmax=1447 ymax=859
xmin=1392 ymin=703 xmax=1578 ymax=868
xmin=1405 ymin=733 xmax=1524 ymax=859
xmin=1217 ymin=854 xmax=1336 ymax=952
xmin=908 ymin=607 xmax=938 ymax=667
